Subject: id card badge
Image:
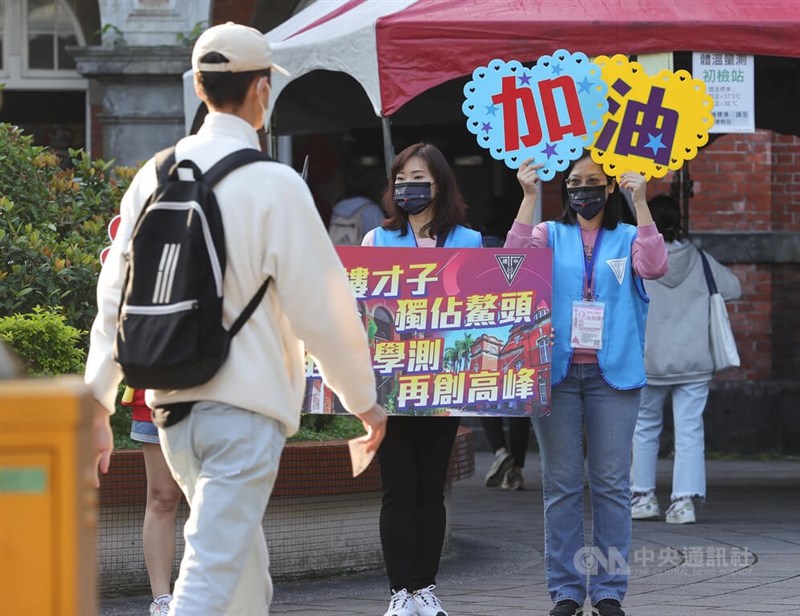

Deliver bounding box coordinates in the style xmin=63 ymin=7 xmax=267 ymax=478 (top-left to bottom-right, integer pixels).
xmin=571 ymin=300 xmax=605 ymax=350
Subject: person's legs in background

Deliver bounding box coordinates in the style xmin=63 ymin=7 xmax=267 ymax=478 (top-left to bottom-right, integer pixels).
xmin=630 ymin=385 xmax=669 ymax=520
xmin=501 ymin=417 xmax=531 ymax=490
xmin=141 ymin=442 xmax=182 ymax=616
xmin=480 ymin=417 xmax=514 ymax=487
xmin=667 ymin=380 xmax=710 ymax=524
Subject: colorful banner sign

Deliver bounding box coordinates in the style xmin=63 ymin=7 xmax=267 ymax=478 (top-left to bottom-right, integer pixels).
xmin=462 ymin=50 xmax=609 ymax=180
xmin=303 ymin=247 xmax=553 ymax=418
xmin=590 ymin=54 xmax=715 ymax=179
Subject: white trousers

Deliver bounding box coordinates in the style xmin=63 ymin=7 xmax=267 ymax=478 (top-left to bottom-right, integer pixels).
xmin=159 ymin=401 xmax=285 ymax=616
xmin=631 ymin=381 xmax=710 ymax=500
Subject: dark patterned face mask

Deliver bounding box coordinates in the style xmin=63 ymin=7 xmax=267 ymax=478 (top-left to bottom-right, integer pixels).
xmin=567 ymin=185 xmax=607 ymax=220
xmin=393 ymin=182 xmax=433 ymax=215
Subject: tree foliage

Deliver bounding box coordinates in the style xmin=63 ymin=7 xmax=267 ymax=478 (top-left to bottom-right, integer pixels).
xmin=0 ymin=124 xmax=137 ymax=343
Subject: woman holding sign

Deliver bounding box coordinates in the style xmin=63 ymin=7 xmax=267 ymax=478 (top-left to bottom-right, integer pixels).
xmin=362 ymin=142 xmax=482 ymax=616
xmin=506 ymin=153 xmax=667 ymax=616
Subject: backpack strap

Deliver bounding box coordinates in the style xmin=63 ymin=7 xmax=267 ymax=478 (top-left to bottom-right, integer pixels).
xmin=203 ymin=148 xmax=275 ymax=338
xmin=229 ymin=278 xmax=270 ymax=337
xmin=436 ymin=230 xmax=449 ymax=248
xmin=697 ymin=248 xmax=718 ymax=295
xmin=154 ymin=146 xmax=177 ymax=186
xmin=204 ymin=148 xmax=274 ymax=187
xmin=197 ymin=148 xmax=273 ymax=338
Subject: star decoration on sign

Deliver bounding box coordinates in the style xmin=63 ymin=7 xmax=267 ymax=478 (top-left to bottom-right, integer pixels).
xmin=541 ymin=142 xmax=558 ymax=159
xmin=577 ymin=76 xmax=593 ymax=94
xmin=645 ymin=132 xmax=667 ymax=156
xmin=485 ymin=104 xmax=499 ymax=116
xmin=551 ymin=63 xmax=564 ymax=76
xmin=481 ymin=122 xmax=492 ymax=133
xmin=519 ymin=73 xmax=532 ymax=86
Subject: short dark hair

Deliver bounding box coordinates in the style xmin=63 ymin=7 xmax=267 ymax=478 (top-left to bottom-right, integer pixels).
xmin=648 ymin=194 xmax=683 ymax=241
xmin=196 ymin=52 xmax=268 ymax=108
xmin=559 ymin=152 xmax=621 ymax=230
xmin=381 ymin=143 xmax=470 ymax=238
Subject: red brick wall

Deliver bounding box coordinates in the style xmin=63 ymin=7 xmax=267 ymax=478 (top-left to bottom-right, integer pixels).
xmin=771 ymin=133 xmax=800 ymax=231
xmin=728 ymin=264 xmax=772 ymax=382
xmin=773 ymin=264 xmax=800 ymax=379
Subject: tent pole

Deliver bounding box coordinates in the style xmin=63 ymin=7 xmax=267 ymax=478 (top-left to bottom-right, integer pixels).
xmin=381 ymin=116 xmax=395 ymax=179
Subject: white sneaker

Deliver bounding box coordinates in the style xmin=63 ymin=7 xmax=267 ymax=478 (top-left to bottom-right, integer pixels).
xmin=666 ymin=497 xmax=696 ymax=524
xmin=631 ymin=491 xmax=660 ymax=520
xmin=414 ymin=585 xmax=448 ymax=616
xmin=148 ymin=594 xmax=172 ymax=616
xmin=384 ymin=588 xmax=417 ymax=616
xmin=485 ymin=450 xmax=514 ymax=487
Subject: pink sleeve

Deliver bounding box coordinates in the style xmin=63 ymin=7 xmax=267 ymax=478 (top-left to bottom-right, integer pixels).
xmin=632 ymin=223 xmax=668 ymax=279
xmin=504 ymin=221 xmax=549 ymax=249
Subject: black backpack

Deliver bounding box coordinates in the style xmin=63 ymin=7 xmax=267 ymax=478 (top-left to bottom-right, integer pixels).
xmin=114 ymin=146 xmax=271 ymax=389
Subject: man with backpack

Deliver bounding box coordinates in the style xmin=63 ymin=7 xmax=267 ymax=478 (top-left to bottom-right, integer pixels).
xmin=85 ymin=22 xmax=386 ymax=615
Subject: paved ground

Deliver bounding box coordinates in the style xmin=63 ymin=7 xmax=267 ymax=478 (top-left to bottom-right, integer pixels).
xmin=102 ymin=452 xmax=800 ymax=615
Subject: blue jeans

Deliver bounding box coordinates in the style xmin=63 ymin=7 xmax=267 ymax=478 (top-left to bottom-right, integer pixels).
xmin=532 ymin=364 xmax=640 ymax=606
xmin=631 ymin=381 xmax=710 ymax=500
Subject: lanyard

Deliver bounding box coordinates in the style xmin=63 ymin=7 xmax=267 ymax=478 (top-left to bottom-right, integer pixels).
xmin=580 ymin=226 xmax=604 ymax=300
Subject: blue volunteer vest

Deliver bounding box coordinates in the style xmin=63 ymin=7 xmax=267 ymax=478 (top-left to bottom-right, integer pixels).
xmin=372 ymin=224 xmax=483 ymax=248
xmin=547 ymin=221 xmax=649 ymax=390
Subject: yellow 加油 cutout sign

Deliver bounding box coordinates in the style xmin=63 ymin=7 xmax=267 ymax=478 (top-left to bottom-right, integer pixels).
xmin=590 ymin=54 xmax=715 ymax=180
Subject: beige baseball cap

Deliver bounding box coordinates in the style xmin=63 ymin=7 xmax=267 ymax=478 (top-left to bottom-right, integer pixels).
xmin=192 ymin=22 xmax=289 ymax=76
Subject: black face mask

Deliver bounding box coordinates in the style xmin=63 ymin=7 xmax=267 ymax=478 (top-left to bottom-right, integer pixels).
xmin=567 ymin=185 xmax=607 ymax=220
xmin=393 ymin=181 xmax=433 ymax=215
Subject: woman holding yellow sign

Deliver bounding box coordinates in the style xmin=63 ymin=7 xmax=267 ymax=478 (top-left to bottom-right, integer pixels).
xmin=505 ymin=152 xmax=667 ymax=616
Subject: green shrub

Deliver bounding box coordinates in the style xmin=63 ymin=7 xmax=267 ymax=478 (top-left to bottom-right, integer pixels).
xmin=289 ymin=415 xmax=365 ymax=442
xmin=0 ymin=306 xmax=85 ymax=375
xmin=0 ymin=123 xmax=137 ymax=344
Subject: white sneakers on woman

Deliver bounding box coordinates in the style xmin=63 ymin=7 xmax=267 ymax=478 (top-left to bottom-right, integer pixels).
xmin=383 ymin=589 xmax=417 ymax=616
xmin=666 ymin=497 xmax=696 ymax=524
xmin=632 ymin=492 xmax=697 ymax=524
xmin=631 ymin=491 xmax=660 ymax=520
xmin=383 ymin=586 xmax=448 ymax=616
xmin=414 ymin=585 xmax=448 ymax=616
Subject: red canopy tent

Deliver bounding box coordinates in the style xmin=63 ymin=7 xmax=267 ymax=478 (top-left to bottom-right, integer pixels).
xmin=375 ymin=0 xmax=800 ymax=115
xmin=260 ymin=0 xmax=800 ymax=126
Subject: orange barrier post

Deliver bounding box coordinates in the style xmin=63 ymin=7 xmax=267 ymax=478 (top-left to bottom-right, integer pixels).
xmin=0 ymin=377 xmax=97 ymax=616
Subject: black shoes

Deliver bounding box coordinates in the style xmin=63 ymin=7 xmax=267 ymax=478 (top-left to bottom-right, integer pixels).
xmin=593 ymin=599 xmax=625 ymax=616
xmin=549 ymin=599 xmax=581 ymax=616
xmin=548 ymin=598 xmax=625 ymax=616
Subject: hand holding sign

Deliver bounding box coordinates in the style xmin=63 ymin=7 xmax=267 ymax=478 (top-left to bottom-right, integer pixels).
xmin=517 ymin=159 xmax=543 ymax=198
